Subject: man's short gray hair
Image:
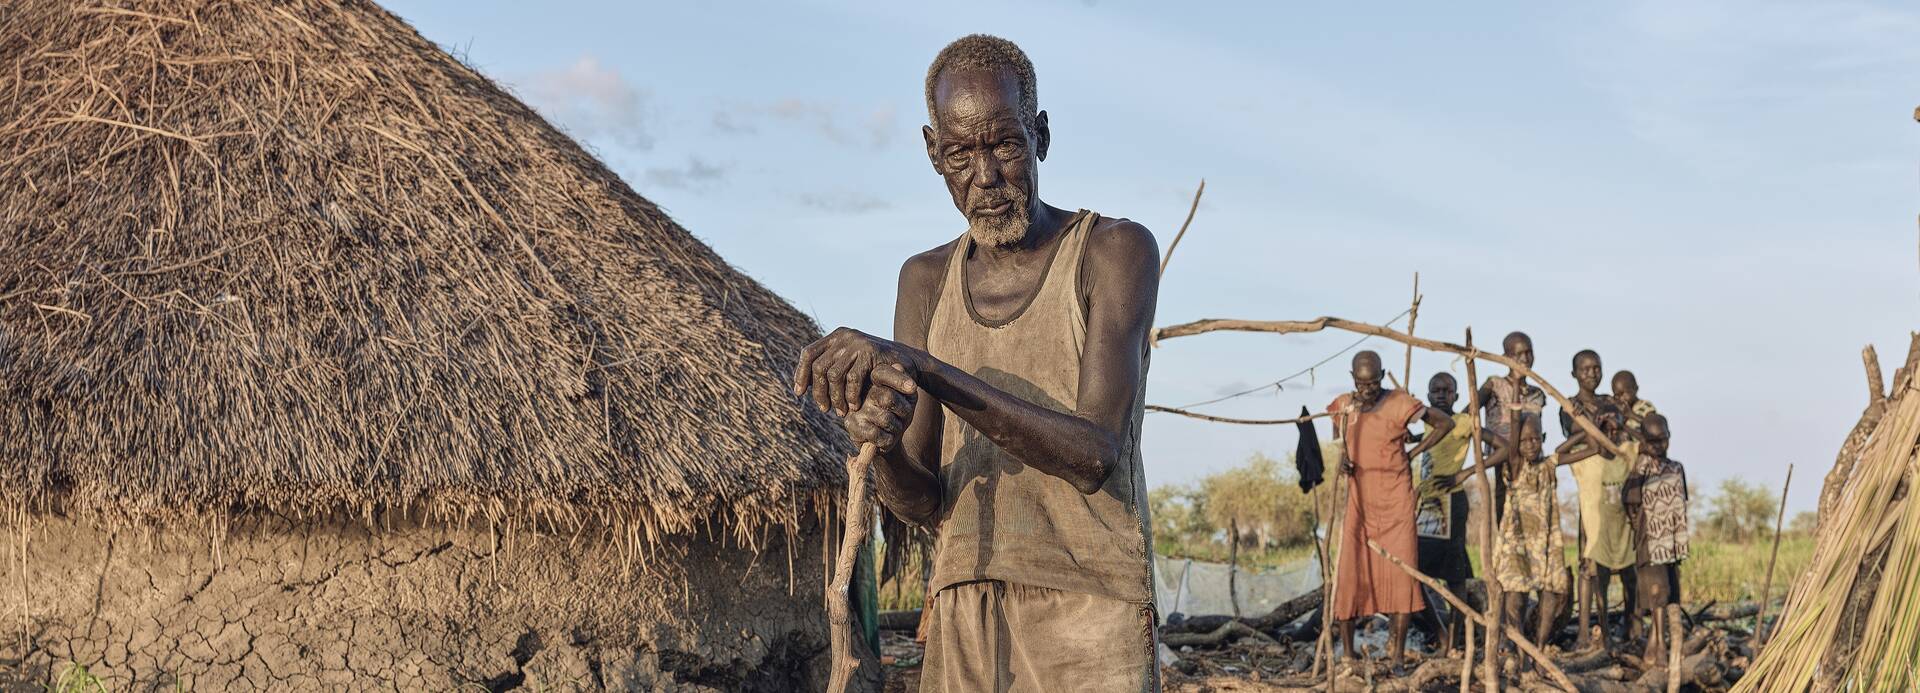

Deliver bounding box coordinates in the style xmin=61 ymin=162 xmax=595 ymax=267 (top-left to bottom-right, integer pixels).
xmin=924 ymin=34 xmax=1038 ymax=130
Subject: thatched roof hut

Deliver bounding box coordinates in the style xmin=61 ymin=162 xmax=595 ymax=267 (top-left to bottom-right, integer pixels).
xmin=0 ymin=0 xmax=858 ymax=689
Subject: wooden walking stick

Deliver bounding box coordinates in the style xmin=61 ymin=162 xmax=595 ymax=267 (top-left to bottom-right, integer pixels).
xmin=828 ymin=442 xmax=880 ymax=693
xmin=1756 ymin=463 xmax=1794 ymax=646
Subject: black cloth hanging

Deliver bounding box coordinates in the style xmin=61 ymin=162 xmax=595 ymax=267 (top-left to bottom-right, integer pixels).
xmin=1294 ymin=406 xmax=1325 ymax=493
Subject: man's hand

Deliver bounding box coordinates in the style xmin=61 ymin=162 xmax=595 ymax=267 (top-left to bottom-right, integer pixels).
xmin=794 ymin=327 xmax=922 ymax=416
xmin=843 ymin=366 xmax=917 ymax=452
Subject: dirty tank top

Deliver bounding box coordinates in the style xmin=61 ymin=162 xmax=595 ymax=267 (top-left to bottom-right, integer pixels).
xmin=923 ymin=210 xmax=1155 ymax=604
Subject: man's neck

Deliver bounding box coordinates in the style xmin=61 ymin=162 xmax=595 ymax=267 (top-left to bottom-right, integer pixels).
xmin=1432 ymin=404 xmax=1456 ymax=416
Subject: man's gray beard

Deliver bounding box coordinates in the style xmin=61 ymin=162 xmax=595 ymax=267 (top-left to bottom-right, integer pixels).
xmin=967 ymin=206 xmax=1030 ymax=247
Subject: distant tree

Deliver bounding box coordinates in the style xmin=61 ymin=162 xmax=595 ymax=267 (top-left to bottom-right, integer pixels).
xmin=1788 ymin=510 xmax=1818 ymax=537
xmin=1701 ymin=478 xmax=1777 ymax=543
xmin=1199 ymin=452 xmax=1314 ymax=550
xmin=1149 ymin=484 xmax=1209 ymax=550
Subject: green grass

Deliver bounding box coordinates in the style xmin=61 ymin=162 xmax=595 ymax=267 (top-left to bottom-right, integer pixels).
xmin=46 ymin=663 xmax=109 ymax=693
xmin=879 ymin=540 xmax=1319 ymax=611
xmin=878 ymin=535 xmax=1810 ymax=612
xmin=1153 ymin=539 xmax=1318 ymax=569
xmin=1463 ymin=535 xmax=1815 ymax=604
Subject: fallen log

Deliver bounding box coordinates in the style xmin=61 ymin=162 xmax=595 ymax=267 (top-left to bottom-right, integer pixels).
xmin=1161 ymin=620 xmax=1277 ymax=649
xmin=1635 ymin=650 xmax=1726 ymax=691
xmin=1553 ymin=649 xmax=1613 ymax=674
xmin=1692 ymin=601 xmax=1760 ymax=623
xmin=1560 ymin=673 xmax=1637 ymax=693
xmin=1161 ymin=587 xmax=1323 ymax=635
xmin=877 ymin=609 xmax=921 ymax=631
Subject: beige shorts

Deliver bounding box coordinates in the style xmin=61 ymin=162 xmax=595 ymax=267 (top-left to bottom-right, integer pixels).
xmin=920 ymin=580 xmax=1159 ymax=693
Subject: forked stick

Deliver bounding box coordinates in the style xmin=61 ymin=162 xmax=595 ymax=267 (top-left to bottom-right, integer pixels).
xmin=828 ymin=443 xmax=880 ymax=693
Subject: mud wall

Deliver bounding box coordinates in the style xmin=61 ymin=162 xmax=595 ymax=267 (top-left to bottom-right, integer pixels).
xmin=0 ymin=511 xmax=846 ymax=691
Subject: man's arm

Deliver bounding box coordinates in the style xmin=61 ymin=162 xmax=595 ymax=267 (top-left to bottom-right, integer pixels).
xmin=796 ymin=219 xmax=1160 ymax=496
xmin=863 ymin=248 xmax=951 ymax=526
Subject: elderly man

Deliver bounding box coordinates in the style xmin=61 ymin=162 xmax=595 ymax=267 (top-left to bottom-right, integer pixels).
xmin=1328 ymin=351 xmax=1455 ymax=669
xmin=794 ymin=35 xmax=1162 ymax=692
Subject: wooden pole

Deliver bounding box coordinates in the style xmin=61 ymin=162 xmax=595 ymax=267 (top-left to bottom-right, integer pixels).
xmin=1309 ymin=488 xmax=1332 ymax=680
xmin=1404 ymin=273 xmax=1421 ymax=392
xmin=1322 ymin=417 xmax=1351 ymax=692
xmin=1153 ymin=316 xmax=1625 ymax=459
xmin=1228 ymin=517 xmax=1242 ymax=619
xmin=828 ymin=443 xmax=879 ymax=693
xmin=1464 ymin=329 xmax=1502 ymax=692
xmin=1365 ymin=539 xmax=1578 ymax=692
xmin=1756 ymin=463 xmax=1794 ymax=646
xmin=1459 ymin=620 xmax=1475 ymax=693
xmin=1666 ymin=603 xmax=1683 ymax=693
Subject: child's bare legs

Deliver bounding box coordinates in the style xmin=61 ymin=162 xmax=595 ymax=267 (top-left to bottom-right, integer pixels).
xmin=1535 ymin=590 xmax=1566 ymax=648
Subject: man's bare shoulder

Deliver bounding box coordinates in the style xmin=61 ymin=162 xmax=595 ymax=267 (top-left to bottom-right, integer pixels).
xmin=1087 ymin=216 xmax=1158 ymax=263
xmin=899 ymin=239 xmax=959 ymax=298
xmin=1083 ymin=216 xmax=1159 ymax=289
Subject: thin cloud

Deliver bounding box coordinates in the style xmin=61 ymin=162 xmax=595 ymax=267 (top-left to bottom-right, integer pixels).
xmin=520 ymin=55 xmax=654 ymax=151
xmin=711 ymin=99 xmax=897 ymax=150
xmin=642 ymin=157 xmax=728 ymax=191
xmin=796 ymin=191 xmax=892 ymax=214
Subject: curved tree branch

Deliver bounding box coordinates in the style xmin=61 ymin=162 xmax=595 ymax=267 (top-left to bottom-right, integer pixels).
xmin=1152 ymin=316 xmax=1623 ymax=459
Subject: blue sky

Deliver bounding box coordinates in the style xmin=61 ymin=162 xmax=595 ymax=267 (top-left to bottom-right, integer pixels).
xmin=386 ymin=1 xmax=1919 ymax=515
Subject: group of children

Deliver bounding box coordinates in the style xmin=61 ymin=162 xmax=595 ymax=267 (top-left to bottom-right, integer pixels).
xmin=1330 ymin=331 xmax=1692 ymax=670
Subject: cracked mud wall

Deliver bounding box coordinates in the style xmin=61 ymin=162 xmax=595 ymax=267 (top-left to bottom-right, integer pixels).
xmin=0 ymin=511 xmax=855 ymax=691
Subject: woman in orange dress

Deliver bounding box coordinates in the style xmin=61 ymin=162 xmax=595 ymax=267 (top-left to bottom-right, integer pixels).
xmin=1328 ymin=351 xmax=1456 ymax=668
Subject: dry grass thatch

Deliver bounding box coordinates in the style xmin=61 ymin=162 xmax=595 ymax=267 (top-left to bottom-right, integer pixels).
xmin=0 ymin=0 xmax=850 ymax=540
xmin=1735 ymin=336 xmax=1920 ymax=690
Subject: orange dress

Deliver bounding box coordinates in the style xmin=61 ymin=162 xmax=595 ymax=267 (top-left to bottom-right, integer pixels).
xmin=1329 ymin=390 xmax=1427 ymax=619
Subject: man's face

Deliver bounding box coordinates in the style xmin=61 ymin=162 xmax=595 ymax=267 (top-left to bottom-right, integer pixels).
xmin=1427 ymin=376 xmax=1458 ymax=412
xmin=1573 ymin=354 xmax=1602 ymax=394
xmin=924 ymin=68 xmax=1043 ymax=247
xmin=1352 ymin=362 xmax=1384 ymax=406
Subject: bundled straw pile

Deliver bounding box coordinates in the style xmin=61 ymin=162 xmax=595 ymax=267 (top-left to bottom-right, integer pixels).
xmin=0 ymin=0 xmax=848 ymax=540
xmin=1736 ymin=336 xmax=1920 ymax=690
